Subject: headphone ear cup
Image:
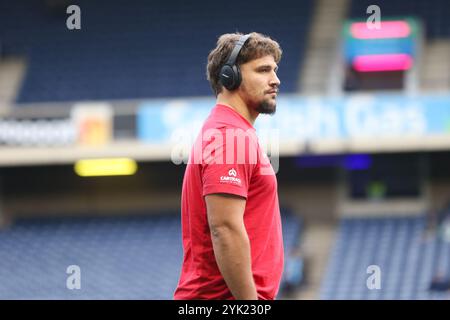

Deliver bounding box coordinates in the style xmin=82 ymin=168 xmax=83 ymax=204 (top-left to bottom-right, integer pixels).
xmin=233 ymin=64 xmax=242 ymax=89
xmin=220 ymin=64 xmax=236 ymax=90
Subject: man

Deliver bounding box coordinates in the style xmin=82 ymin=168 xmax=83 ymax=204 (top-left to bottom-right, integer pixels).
xmin=174 ymin=32 xmax=284 ymax=300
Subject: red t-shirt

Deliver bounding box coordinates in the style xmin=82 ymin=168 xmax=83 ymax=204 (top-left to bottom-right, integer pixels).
xmin=173 ymin=104 xmax=284 ymax=300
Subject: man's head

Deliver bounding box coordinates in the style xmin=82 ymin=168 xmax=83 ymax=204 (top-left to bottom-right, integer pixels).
xmin=206 ymin=32 xmax=282 ymax=115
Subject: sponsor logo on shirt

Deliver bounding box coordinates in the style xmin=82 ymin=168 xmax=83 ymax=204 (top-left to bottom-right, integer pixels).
xmin=220 ymin=168 xmax=242 ymax=186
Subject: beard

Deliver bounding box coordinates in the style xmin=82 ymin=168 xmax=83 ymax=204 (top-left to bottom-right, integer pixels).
xmin=256 ymin=99 xmax=276 ymax=115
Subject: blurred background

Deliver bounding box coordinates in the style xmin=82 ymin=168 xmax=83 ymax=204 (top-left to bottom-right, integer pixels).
xmin=0 ymin=0 xmax=449 ymax=300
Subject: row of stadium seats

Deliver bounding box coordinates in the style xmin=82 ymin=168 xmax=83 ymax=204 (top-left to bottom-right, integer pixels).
xmin=0 ymin=0 xmax=313 ymax=103
xmin=0 ymin=209 xmax=302 ymax=299
xmin=320 ymin=215 xmax=450 ymax=300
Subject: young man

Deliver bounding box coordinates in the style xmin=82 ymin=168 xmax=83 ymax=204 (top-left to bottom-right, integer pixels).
xmin=174 ymin=32 xmax=283 ymax=300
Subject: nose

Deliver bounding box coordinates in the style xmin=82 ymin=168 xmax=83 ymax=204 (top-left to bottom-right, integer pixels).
xmin=270 ymin=72 xmax=280 ymax=87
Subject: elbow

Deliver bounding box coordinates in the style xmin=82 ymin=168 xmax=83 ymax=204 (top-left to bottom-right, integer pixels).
xmin=210 ymin=223 xmax=231 ymax=239
xmin=210 ymin=222 xmax=240 ymax=240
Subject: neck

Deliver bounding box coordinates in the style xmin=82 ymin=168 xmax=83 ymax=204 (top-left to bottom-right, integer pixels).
xmin=216 ymin=91 xmax=258 ymax=126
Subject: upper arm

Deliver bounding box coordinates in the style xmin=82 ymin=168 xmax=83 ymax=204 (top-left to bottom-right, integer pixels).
xmin=205 ymin=193 xmax=246 ymax=233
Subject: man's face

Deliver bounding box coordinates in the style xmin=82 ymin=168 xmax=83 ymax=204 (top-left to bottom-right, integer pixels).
xmin=238 ymin=55 xmax=281 ymax=115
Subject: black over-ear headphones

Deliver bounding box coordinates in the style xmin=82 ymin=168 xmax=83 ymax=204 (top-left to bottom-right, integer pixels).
xmin=219 ymin=34 xmax=251 ymax=91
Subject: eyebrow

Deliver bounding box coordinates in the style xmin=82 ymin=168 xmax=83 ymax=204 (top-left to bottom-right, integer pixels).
xmin=256 ymin=64 xmax=279 ymax=71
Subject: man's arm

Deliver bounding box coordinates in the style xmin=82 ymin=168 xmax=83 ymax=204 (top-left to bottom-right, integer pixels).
xmin=205 ymin=193 xmax=257 ymax=300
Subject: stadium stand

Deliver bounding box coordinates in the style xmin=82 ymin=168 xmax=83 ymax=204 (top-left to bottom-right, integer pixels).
xmin=320 ymin=215 xmax=450 ymax=300
xmin=0 ymin=0 xmax=313 ymax=103
xmin=0 ymin=212 xmax=183 ymax=299
xmin=279 ymin=209 xmax=305 ymax=296
xmin=282 ymin=208 xmax=303 ymax=252
xmin=0 ymin=209 xmax=302 ymax=299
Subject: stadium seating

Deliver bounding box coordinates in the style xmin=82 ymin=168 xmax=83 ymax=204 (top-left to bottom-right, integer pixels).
xmin=0 ymin=0 xmax=313 ymax=103
xmin=0 ymin=209 xmax=302 ymax=299
xmin=0 ymin=213 xmax=183 ymax=299
xmin=320 ymin=215 xmax=450 ymax=300
xmin=278 ymin=209 xmax=305 ymax=297
xmin=349 ymin=0 xmax=450 ymax=39
xmin=282 ymin=208 xmax=303 ymax=251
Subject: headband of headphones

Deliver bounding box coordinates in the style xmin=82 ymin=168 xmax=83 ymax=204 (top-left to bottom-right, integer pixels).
xmin=225 ymin=34 xmax=251 ymax=66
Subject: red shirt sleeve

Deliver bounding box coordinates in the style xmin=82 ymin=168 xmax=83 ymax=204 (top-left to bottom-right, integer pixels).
xmin=201 ymin=127 xmax=258 ymax=199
